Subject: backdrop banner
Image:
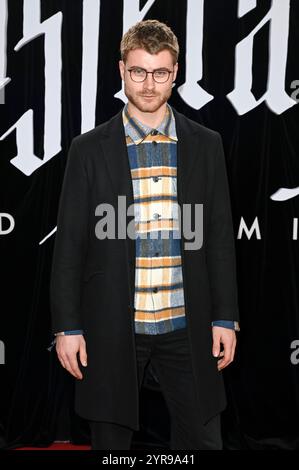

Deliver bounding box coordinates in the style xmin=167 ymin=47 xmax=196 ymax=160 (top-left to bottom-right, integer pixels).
xmin=0 ymin=0 xmax=299 ymax=450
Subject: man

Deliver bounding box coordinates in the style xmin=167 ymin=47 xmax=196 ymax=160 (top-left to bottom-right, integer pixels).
xmin=50 ymin=20 xmax=239 ymax=450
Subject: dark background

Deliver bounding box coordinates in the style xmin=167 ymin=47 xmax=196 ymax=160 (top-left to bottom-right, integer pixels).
xmin=0 ymin=0 xmax=299 ymax=450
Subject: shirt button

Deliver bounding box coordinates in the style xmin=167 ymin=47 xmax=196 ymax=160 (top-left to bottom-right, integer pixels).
xmin=153 ymin=213 xmax=160 ymax=220
xmin=153 ymin=287 xmax=158 ymax=293
xmin=151 ymin=129 xmax=158 ymax=135
xmin=152 ymin=176 xmax=159 ymax=182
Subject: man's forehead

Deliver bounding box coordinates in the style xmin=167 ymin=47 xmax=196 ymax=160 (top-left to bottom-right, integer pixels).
xmin=125 ymin=48 xmax=174 ymax=67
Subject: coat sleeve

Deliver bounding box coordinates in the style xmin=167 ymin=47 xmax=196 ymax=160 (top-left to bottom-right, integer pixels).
xmin=206 ymin=134 xmax=239 ymax=322
xmin=50 ymin=138 xmax=89 ymax=334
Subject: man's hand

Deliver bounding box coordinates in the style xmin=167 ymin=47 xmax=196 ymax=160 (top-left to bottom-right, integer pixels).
xmin=56 ymin=334 xmax=87 ymax=380
xmin=212 ymin=326 xmax=236 ymax=371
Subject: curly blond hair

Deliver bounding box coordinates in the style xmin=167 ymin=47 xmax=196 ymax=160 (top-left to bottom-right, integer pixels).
xmin=120 ymin=19 xmax=179 ymax=64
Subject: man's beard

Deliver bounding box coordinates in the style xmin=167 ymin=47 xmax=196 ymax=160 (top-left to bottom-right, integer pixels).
xmin=124 ymin=85 xmax=172 ymax=113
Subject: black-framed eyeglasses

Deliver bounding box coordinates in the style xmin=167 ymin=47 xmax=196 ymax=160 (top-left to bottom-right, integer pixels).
xmin=127 ymin=67 xmax=174 ymax=83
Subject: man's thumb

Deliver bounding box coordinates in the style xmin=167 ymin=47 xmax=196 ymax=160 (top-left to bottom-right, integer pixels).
xmin=79 ymin=344 xmax=88 ymax=367
xmin=213 ymin=341 xmax=220 ymax=357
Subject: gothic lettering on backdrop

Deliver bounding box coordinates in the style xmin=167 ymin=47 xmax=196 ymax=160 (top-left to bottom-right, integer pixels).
xmin=227 ymin=0 xmax=295 ymax=115
xmin=0 ymin=0 xmax=10 ymax=105
xmin=0 ymin=0 xmax=297 ymax=243
xmin=1 ymin=0 xmax=62 ymax=175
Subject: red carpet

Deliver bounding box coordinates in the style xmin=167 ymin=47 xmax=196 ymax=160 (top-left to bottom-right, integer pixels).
xmin=15 ymin=443 xmax=91 ymax=450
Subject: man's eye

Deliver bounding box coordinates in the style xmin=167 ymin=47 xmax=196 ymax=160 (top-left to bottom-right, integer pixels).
xmin=133 ymin=68 xmax=145 ymax=75
xmin=154 ymin=70 xmax=168 ymax=77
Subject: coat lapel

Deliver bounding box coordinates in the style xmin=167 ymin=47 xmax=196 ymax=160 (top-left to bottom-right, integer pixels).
xmin=173 ymin=108 xmax=203 ymax=207
xmin=98 ymin=111 xmax=136 ymax=302
xmin=98 ymin=110 xmax=134 ymax=208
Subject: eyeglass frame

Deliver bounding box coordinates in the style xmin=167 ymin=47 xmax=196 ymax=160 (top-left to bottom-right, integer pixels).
xmin=126 ymin=66 xmax=175 ymax=83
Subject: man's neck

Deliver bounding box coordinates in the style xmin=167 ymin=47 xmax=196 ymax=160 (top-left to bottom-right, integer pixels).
xmin=127 ymin=102 xmax=167 ymax=129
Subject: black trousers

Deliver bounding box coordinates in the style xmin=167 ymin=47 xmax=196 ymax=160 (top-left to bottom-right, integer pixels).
xmin=89 ymin=327 xmax=222 ymax=450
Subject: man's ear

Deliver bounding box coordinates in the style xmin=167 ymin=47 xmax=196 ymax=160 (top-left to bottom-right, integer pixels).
xmin=119 ymin=60 xmax=125 ymax=81
xmin=173 ymin=62 xmax=178 ymax=82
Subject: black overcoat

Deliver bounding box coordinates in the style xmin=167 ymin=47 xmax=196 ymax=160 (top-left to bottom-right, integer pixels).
xmin=50 ymin=108 xmax=239 ymax=430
